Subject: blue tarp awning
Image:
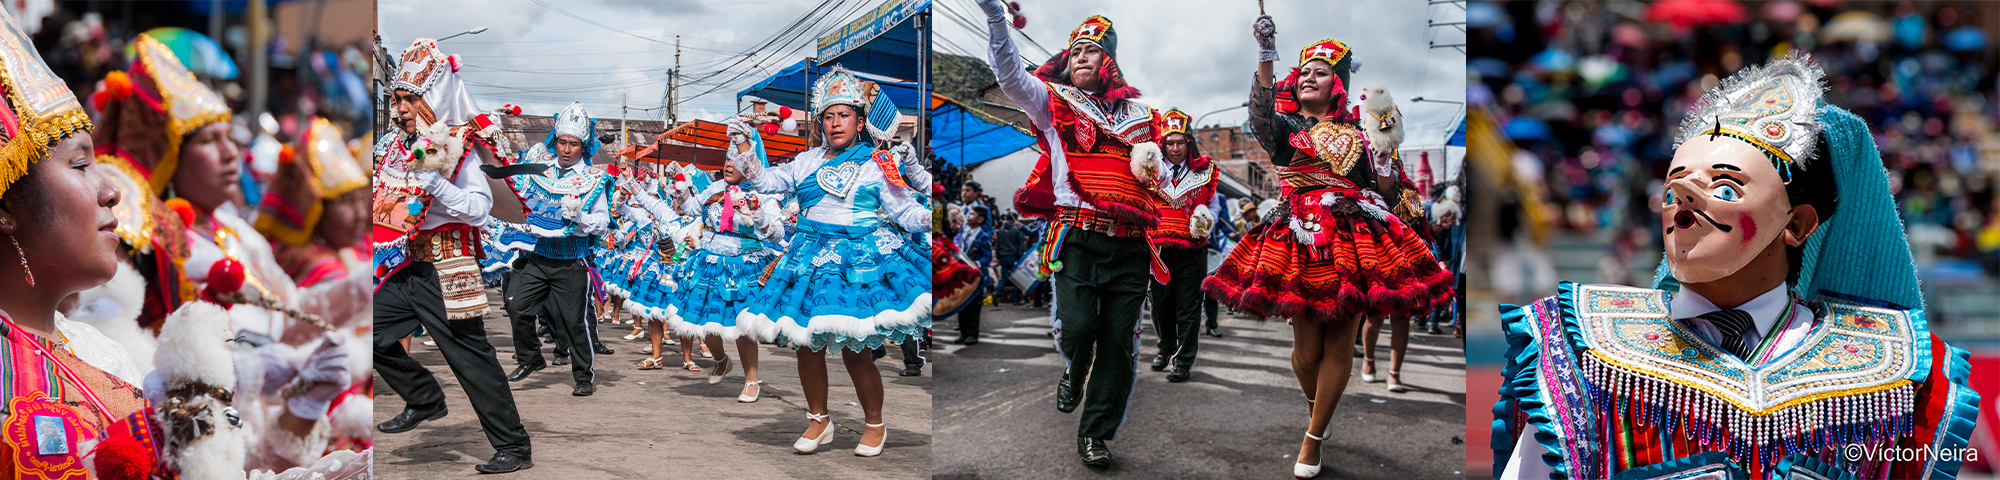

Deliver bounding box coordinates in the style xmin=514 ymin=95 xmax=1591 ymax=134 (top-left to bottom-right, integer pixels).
xmin=737 ymin=58 xmax=923 ymax=115
xmin=1447 ymin=115 xmax=1467 ymax=147
xmin=933 ymin=100 xmax=1037 ymax=167
xmin=816 ymin=0 xmax=928 ymax=81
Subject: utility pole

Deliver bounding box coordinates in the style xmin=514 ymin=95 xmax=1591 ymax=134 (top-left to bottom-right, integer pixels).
xmin=620 ymin=92 xmax=629 ymax=154
xmin=671 ymin=36 xmax=681 ymax=125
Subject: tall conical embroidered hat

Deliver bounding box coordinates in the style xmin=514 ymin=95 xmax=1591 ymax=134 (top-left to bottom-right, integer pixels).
xmin=255 ymin=117 xmax=368 ymax=245
xmin=91 ymin=33 xmax=231 ymax=195
xmin=0 ymin=6 xmax=90 ymax=198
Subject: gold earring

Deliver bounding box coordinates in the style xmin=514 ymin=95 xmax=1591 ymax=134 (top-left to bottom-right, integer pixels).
xmin=11 ymin=236 xmax=30 ymax=287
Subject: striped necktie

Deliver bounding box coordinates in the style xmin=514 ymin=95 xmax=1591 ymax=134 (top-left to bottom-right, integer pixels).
xmin=1697 ymin=309 xmax=1756 ymax=360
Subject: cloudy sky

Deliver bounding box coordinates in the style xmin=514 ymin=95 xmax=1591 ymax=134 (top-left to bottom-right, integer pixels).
xmin=379 ymin=0 xmax=907 ymax=121
xmin=934 ymin=0 xmax=1467 ymax=147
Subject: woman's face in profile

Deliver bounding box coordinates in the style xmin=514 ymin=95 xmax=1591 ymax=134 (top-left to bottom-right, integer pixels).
xmin=8 ymin=134 xmax=123 ymax=293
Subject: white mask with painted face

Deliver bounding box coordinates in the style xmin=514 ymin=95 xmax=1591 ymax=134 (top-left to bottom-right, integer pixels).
xmin=1661 ymin=136 xmax=1796 ymax=283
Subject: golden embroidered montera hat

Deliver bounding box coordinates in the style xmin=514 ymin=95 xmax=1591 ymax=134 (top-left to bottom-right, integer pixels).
xmin=91 ymin=33 xmax=232 ymax=196
xmin=0 ymin=7 xmax=91 ymax=199
xmin=254 ymin=117 xmax=367 ymax=245
xmin=1299 ymin=38 xmax=1351 ymax=69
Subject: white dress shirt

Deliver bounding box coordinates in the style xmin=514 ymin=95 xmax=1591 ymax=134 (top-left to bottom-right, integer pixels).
xmin=988 ymin=16 xmax=1086 ymax=211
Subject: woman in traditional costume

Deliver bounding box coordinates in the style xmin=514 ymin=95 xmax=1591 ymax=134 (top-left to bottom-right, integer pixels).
xmin=738 ymin=66 xmax=930 ymax=456
xmin=647 ymin=124 xmax=786 ymax=401
xmin=0 ymin=9 xmax=168 ymax=478
xmin=1203 ymin=17 xmax=1454 ymax=479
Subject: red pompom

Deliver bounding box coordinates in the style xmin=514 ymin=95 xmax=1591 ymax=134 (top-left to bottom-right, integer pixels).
xmin=509 ymin=104 xmax=523 ymax=116
xmin=89 ymin=421 xmax=153 ymax=480
xmin=673 ymin=173 xmax=688 ymax=182
xmin=776 ymin=106 xmax=793 ymax=119
xmin=92 ymin=71 xmax=134 ymax=112
xmin=1012 ymin=14 xmax=1027 ymax=29
xmin=163 ymin=198 xmax=196 ymax=228
xmin=759 ymin=123 xmax=779 ymax=136
xmin=446 ymin=54 xmax=462 ymax=72
xmin=1008 ymin=1 xmax=1020 ymax=12
xmin=606 ymin=164 xmax=621 ymax=177
xmin=208 ymin=257 xmax=246 ymax=295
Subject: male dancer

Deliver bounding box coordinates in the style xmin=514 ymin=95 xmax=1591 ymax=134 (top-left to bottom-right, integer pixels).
xmin=979 ymin=0 xmax=1167 ymax=466
xmin=372 ymin=38 xmax=532 ymax=474
xmin=1146 ymin=109 xmax=1218 ymax=383
xmin=503 ymin=102 xmax=615 ymax=397
xmin=1494 ymin=53 xmax=1980 ymax=479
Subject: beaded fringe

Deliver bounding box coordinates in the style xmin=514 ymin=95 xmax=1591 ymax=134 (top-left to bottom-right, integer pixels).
xmin=1581 ymin=354 xmax=1914 ymax=469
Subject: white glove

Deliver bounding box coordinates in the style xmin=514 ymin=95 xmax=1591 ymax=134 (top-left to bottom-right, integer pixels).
xmin=414 ymin=169 xmax=451 ymax=195
xmin=1254 ymin=15 xmax=1278 ymax=63
xmin=286 ymin=338 xmax=350 ymax=420
xmin=725 ymin=116 xmax=756 ymax=144
xmin=976 ymin=0 xmax=1007 ymax=23
xmin=892 ymin=142 xmax=916 ymax=166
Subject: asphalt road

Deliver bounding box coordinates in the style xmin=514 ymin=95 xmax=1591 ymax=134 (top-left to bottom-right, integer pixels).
xmin=373 ymin=289 xmax=933 ymax=479
xmin=933 ymin=301 xmax=1467 ymax=479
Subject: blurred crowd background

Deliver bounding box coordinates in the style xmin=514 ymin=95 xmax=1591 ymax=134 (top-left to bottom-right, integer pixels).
xmin=25 ymin=0 xmax=374 ymax=205
xmin=1463 ymin=1 xmax=2000 ymax=475
xmin=1464 ymin=0 xmax=2000 ymax=340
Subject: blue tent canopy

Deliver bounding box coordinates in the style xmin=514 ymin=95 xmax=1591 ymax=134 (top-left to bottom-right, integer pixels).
xmin=737 ymin=57 xmax=923 ymax=116
xmin=1448 ymin=116 xmax=1467 ymax=147
xmin=933 ymin=100 xmax=1037 ymax=167
xmin=816 ymin=0 xmax=929 ymax=81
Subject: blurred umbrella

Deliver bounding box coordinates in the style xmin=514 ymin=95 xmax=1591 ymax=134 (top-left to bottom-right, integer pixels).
xmin=1530 ymin=48 xmax=1575 ymax=74
xmin=1611 ymin=22 xmax=1650 ymax=48
xmin=1945 ymin=26 xmax=1988 ymax=52
xmin=1503 ymin=117 xmax=1552 ymax=141
xmin=1467 ymin=1 xmax=1508 ymax=29
xmin=1579 ymin=55 xmax=1630 ymax=90
xmin=1821 ymin=11 xmax=1890 ymax=43
xmin=1645 ymin=0 xmax=1747 ymax=27
xmin=1469 ymin=57 xmax=1513 ymax=79
xmin=126 ymin=27 xmax=238 ymax=79
xmin=1761 ymin=1 xmax=1804 ymax=22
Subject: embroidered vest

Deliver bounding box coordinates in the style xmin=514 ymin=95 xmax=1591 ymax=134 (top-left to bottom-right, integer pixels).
xmin=1146 ymin=155 xmax=1218 ymax=249
xmin=1016 ymin=82 xmax=1160 ymax=234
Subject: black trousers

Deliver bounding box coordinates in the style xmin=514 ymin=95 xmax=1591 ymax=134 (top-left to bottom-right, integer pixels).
xmin=1052 ymin=229 xmax=1149 ymax=441
xmin=508 ymin=253 xmax=594 ymax=385
xmin=1149 ymin=246 xmax=1206 ymax=368
xmin=957 ymin=290 xmax=984 ymax=340
xmin=374 ymin=261 xmax=531 ymax=457
xmin=903 ymin=331 xmax=926 ymax=368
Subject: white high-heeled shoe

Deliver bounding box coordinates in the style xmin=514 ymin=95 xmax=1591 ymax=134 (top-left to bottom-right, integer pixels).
xmin=854 ymin=422 xmax=887 ymax=457
xmin=1295 ymin=429 xmax=1327 ymax=478
xmin=1385 ymin=371 xmax=1406 ymax=393
xmin=738 ymin=381 xmax=763 ymax=403
xmin=708 ymin=356 xmax=732 ymax=385
xmin=793 ymin=413 xmax=834 ymax=453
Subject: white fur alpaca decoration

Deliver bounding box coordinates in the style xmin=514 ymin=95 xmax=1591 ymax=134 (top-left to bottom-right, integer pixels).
xmin=1356 ymin=85 xmax=1404 ymax=177
xmin=153 ymin=301 xmax=248 ymax=480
